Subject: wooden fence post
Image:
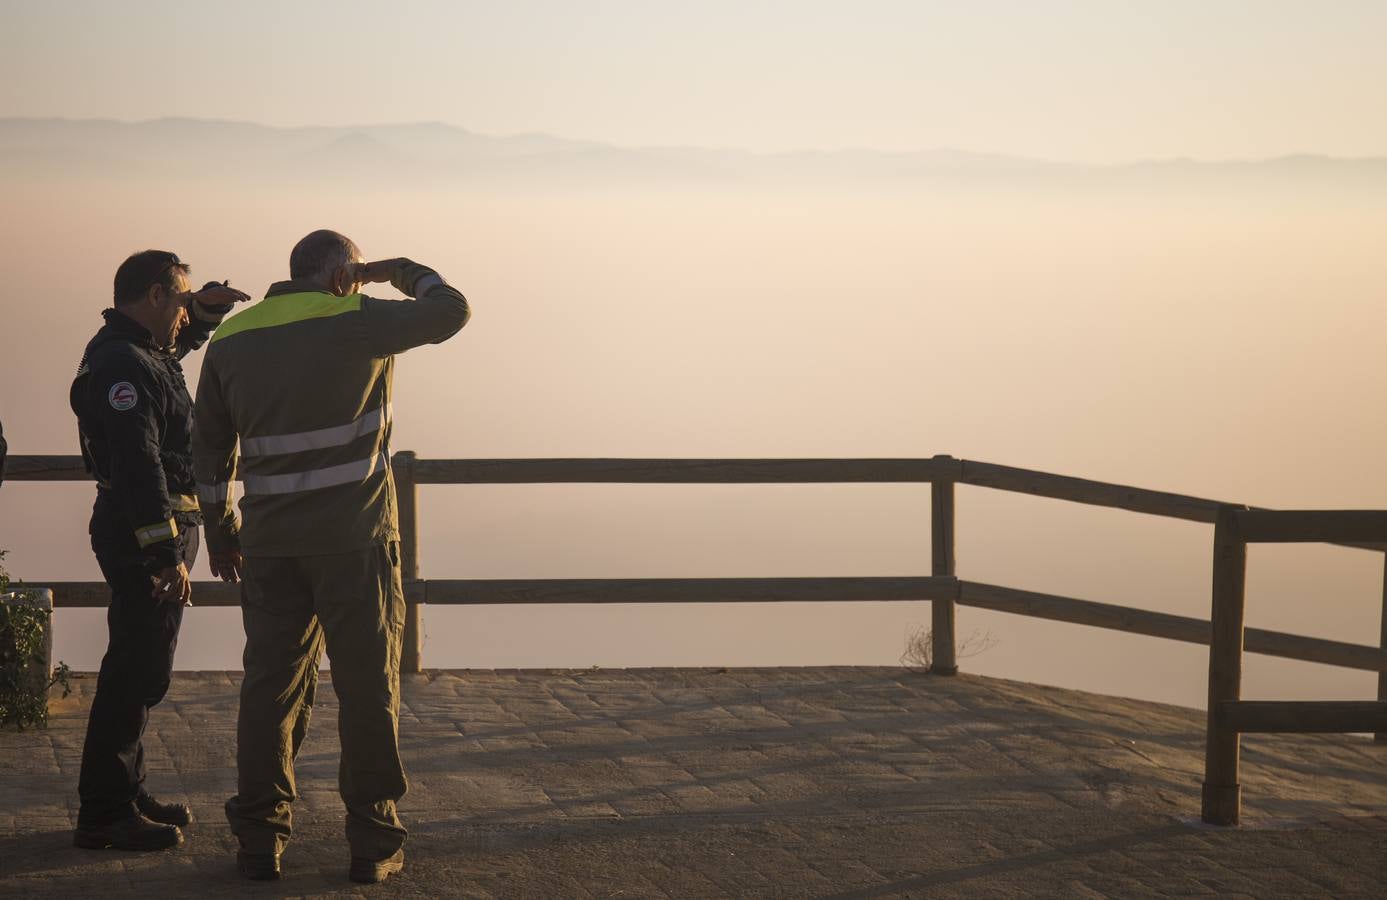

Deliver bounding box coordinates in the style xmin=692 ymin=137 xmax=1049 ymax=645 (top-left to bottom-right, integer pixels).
xmin=931 ymin=455 xmax=959 ymax=675
xmin=1202 ymin=505 xmax=1248 ymax=825
xmin=394 ymin=450 xmax=424 ymax=674
xmin=1378 ymin=553 xmax=1387 ymax=744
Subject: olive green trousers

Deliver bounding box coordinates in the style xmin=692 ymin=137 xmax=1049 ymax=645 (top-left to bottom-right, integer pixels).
xmin=225 ymin=541 xmax=408 ymax=860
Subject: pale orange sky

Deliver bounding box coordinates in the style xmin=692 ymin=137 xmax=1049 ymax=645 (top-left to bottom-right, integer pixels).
xmin=2 ymin=3 xmax=1386 ymax=710
xmin=3 ymin=1 xmax=1387 ymax=161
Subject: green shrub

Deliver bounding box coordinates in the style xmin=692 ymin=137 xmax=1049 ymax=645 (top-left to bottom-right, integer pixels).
xmin=0 ymin=551 xmax=72 ymax=730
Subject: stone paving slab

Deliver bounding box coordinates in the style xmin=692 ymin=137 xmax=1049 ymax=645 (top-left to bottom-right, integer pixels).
xmin=1 ymin=667 xmax=1385 ymax=897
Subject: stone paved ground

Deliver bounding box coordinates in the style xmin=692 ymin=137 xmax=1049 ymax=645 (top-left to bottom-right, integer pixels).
xmin=1 ymin=668 xmax=1385 ymax=898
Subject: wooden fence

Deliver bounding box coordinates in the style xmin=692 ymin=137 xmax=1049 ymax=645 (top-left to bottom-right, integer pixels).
xmin=6 ymin=451 xmax=1387 ymax=825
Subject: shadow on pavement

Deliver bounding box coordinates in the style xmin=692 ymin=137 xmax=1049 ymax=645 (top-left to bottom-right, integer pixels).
xmin=825 ymin=822 xmax=1195 ymax=898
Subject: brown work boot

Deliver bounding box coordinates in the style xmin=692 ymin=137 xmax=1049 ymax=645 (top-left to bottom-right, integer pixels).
xmin=137 ymin=792 xmax=193 ymax=827
xmin=349 ymin=848 xmax=405 ymax=884
xmin=73 ymin=814 xmax=184 ymax=851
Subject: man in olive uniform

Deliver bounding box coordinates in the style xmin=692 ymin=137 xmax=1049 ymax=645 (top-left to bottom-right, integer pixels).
xmin=70 ymin=250 xmax=248 ymax=850
xmin=193 ymin=230 xmax=470 ymax=883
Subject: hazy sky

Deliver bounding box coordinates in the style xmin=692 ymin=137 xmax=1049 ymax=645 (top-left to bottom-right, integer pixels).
xmin=3 ymin=0 xmax=1387 ymax=161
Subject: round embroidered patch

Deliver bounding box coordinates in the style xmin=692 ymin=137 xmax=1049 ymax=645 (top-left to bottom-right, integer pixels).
xmin=108 ymin=381 xmax=138 ymax=411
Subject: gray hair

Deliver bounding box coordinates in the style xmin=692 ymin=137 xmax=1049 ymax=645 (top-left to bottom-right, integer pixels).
xmin=289 ymin=229 xmax=361 ymax=281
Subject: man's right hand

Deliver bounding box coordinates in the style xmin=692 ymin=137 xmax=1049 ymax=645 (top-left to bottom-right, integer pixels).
xmin=209 ymin=549 xmax=244 ymax=584
xmin=196 ymin=283 xmax=252 ymax=308
xmin=354 ymin=258 xmax=408 ymax=284
xmin=151 ymin=562 xmax=191 ymax=604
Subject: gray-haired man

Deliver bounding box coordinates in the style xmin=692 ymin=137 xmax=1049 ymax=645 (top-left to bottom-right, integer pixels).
xmin=193 ymin=230 xmax=470 ymax=883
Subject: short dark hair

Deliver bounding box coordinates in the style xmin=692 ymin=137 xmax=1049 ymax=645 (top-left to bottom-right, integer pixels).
xmin=114 ymin=250 xmax=189 ymax=307
xmin=290 ymin=230 xmax=360 ymax=281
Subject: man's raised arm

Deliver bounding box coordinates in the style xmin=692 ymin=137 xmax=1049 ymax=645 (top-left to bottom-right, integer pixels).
xmin=356 ymin=258 xmax=471 ymax=357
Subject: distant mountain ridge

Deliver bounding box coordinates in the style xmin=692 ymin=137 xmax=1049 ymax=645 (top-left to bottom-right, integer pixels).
xmin=3 ymin=116 xmax=1385 ymax=186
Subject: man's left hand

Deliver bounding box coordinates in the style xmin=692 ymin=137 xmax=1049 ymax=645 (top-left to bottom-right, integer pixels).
xmin=209 ymin=549 xmax=244 ymax=584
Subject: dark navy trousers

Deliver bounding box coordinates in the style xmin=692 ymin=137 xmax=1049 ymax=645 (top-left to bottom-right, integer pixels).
xmin=76 ymin=525 xmax=198 ymax=826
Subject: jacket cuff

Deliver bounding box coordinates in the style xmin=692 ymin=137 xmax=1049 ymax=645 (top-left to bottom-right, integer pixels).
xmin=392 ymin=260 xmax=442 ymax=297
xmin=135 ymin=517 xmax=178 ymax=548
xmin=192 ymin=298 xmax=234 ymax=323
xmin=144 ymin=539 xmax=180 ymax=570
xmin=204 ymin=521 xmax=241 ymax=556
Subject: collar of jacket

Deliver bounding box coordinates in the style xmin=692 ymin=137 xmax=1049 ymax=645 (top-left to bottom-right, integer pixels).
xmin=100 ymin=308 xmax=161 ymax=351
xmin=265 ymin=279 xmax=343 ymax=299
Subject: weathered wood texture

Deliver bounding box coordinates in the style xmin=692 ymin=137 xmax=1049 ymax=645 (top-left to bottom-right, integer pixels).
xmin=37 ymin=581 xmax=243 ymax=607
xmin=930 ymin=457 xmax=959 ymax=675
xmin=1237 ymin=509 xmax=1387 ymax=544
xmin=1203 ymin=507 xmax=1248 ymax=827
xmin=1221 ymin=700 xmax=1387 ymax=734
xmin=3 ymin=455 xmax=88 ymax=480
xmin=954 ymin=581 xmax=1387 ymax=672
xmin=410 ymin=457 xmax=948 ymax=484
xmin=40 ymin=578 xmax=954 ymax=608
xmin=394 ymin=451 xmax=423 ymax=674
xmin=422 ymin=577 xmax=959 ymax=605
xmin=957 ymin=459 xmax=1224 ymax=523
xmin=36 ymin=580 xmax=428 ymax=607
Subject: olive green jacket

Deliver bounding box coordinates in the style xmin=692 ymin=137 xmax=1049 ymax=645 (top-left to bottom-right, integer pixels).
xmin=192 ymin=261 xmax=469 ymax=557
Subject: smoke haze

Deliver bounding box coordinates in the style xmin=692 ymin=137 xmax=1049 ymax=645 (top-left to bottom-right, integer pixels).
xmin=2 ymin=119 xmax=1385 ymax=710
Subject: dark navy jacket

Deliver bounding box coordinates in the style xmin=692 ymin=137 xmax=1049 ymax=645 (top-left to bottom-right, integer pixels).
xmin=71 ymin=306 xmax=223 ymax=569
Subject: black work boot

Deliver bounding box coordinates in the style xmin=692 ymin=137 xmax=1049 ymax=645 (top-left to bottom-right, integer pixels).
xmin=74 ymin=814 xmax=184 ymax=851
xmin=137 ymin=792 xmax=193 ymax=827
xmin=237 ymin=850 xmax=282 ymax=881
xmin=349 ymin=848 xmax=405 ymax=884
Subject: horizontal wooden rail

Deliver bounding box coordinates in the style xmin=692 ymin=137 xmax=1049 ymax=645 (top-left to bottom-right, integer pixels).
xmin=1238 ymin=509 xmax=1387 ymax=544
xmin=32 ymin=577 xmax=957 ymax=607
xmin=4 ymin=454 xmax=88 ymax=481
xmin=410 ymin=458 xmax=950 ymax=484
xmin=27 ymin=581 xmax=241 ymax=608
xmin=421 ymin=576 xmax=958 ymax=605
xmin=954 ymin=580 xmax=1387 ymax=673
xmin=1221 ymin=700 xmax=1387 ymax=734
xmin=29 ymin=581 xmax=427 ymax=608
xmin=958 ymin=459 xmax=1223 ymax=524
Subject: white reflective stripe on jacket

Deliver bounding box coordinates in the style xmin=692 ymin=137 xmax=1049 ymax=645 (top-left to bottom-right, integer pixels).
xmin=240 ymin=403 xmax=392 ymax=458
xmin=241 ymin=451 xmax=389 ymax=496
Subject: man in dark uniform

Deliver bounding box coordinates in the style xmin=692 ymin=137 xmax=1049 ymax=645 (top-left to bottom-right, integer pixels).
xmin=69 ymin=250 xmax=248 ymax=850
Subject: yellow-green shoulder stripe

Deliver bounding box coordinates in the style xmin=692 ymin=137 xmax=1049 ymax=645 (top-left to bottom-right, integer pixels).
xmin=212 ymin=292 xmax=363 ymax=343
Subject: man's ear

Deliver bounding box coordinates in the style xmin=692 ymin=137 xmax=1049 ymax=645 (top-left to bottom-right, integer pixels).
xmin=330 ymin=265 xmax=352 ymax=297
